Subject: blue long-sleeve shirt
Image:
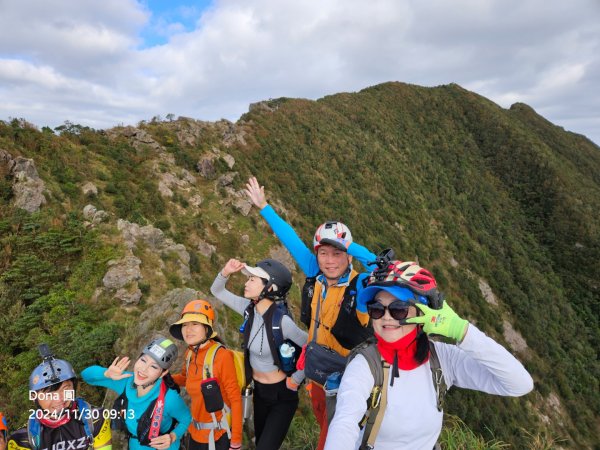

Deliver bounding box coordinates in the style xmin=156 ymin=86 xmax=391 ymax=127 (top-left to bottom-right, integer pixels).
xmin=81 ymin=366 xmax=191 ymax=450
xmin=260 ymin=204 xmax=377 ymax=308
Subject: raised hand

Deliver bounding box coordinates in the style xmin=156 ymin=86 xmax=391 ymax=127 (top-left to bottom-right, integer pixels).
xmin=104 ymin=356 xmax=133 ymax=380
xmin=222 ymin=259 xmax=245 ymax=277
xmin=404 ymin=301 xmax=468 ymax=342
xmin=244 ymin=177 xmax=268 ymax=209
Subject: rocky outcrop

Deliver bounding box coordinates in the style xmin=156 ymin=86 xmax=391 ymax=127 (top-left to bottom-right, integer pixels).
xmin=197 ymin=154 xmax=217 ymax=179
xmin=502 ymin=320 xmax=529 ymax=353
xmin=82 ymin=204 xmax=109 ymax=225
xmin=108 ymin=126 xmax=164 ymax=153
xmin=269 ymin=245 xmax=296 ymax=273
xmin=81 ymin=182 xmax=98 ymax=196
xmin=118 ymin=219 xmax=191 ymax=282
xmin=196 ymin=238 xmax=216 ymax=257
xmin=102 ymin=256 xmax=143 ymax=305
xmin=215 ymin=120 xmax=247 ymax=147
xmin=478 ymin=278 xmax=498 ymax=306
xmin=0 ymin=149 xmax=47 ymax=213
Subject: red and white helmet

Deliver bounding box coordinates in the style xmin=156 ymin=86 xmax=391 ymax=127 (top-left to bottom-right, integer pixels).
xmin=313 ymin=221 xmax=353 ymax=251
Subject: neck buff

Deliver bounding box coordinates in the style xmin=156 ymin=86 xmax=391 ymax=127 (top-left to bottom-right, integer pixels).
xmin=39 ymin=403 xmax=74 ymax=428
xmin=376 ymin=328 xmax=425 ymax=384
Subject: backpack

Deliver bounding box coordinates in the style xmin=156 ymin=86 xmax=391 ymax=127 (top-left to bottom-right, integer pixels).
xmin=28 ymin=398 xmax=94 ymax=450
xmin=185 ymin=343 xmax=246 ymax=391
xmin=327 ymin=338 xmax=447 ymax=450
xmin=301 ymin=274 xmax=373 ymax=349
xmin=242 ymin=301 xmax=302 ymax=378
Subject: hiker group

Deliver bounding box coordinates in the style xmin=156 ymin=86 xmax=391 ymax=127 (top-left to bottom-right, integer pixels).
xmin=3 ymin=177 xmax=534 ymax=450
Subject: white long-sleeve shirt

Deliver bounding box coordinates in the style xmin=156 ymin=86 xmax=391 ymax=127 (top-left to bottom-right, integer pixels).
xmin=324 ymin=325 xmax=533 ymax=450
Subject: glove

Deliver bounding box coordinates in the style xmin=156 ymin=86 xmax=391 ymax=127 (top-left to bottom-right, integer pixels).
xmin=286 ymin=377 xmax=300 ymax=391
xmin=404 ymin=301 xmax=468 ymax=342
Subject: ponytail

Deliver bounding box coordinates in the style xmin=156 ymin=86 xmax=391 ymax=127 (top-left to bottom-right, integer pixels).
xmin=163 ymin=372 xmax=180 ymax=393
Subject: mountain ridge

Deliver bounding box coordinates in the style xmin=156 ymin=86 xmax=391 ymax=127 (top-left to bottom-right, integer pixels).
xmin=0 ymin=81 xmax=598 ymax=448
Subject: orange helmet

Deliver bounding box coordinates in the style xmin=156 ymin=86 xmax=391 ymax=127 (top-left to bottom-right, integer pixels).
xmin=169 ymin=299 xmax=217 ymax=341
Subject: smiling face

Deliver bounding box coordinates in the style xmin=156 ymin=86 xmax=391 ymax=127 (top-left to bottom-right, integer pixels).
xmin=133 ymin=354 xmax=165 ymax=386
xmin=36 ymin=379 xmax=75 ymax=415
xmin=244 ymin=275 xmax=266 ymax=300
xmin=181 ymin=320 xmax=208 ymax=346
xmin=316 ymin=244 xmax=352 ymax=282
xmin=371 ymin=291 xmax=417 ymax=342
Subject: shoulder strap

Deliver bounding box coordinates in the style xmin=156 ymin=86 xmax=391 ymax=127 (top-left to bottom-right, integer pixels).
xmin=147 ymin=381 xmax=167 ymax=441
xmin=75 ymin=398 xmax=95 ymax=447
xmin=361 ymin=365 xmax=390 ymax=450
xmin=271 ymin=305 xmax=285 ymax=349
xmin=26 ymin=417 xmax=41 ymax=450
xmin=428 ymin=341 xmax=447 ymax=411
xmin=203 ymin=342 xmax=223 ymax=379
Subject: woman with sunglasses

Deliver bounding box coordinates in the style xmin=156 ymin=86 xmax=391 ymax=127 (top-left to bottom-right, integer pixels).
xmin=324 ymin=260 xmax=533 ymax=450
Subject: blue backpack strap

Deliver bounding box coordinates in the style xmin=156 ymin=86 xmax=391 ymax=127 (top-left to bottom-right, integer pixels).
xmin=27 ymin=416 xmax=41 ymax=450
xmin=75 ymin=398 xmax=95 ymax=448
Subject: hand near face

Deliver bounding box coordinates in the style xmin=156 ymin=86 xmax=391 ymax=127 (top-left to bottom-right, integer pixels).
xmin=104 ymin=357 xmax=133 ymax=380
xmin=222 ymin=258 xmax=245 ymax=277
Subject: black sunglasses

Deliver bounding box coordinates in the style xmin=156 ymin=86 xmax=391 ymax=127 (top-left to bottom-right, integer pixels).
xmin=367 ymin=300 xmax=411 ymax=321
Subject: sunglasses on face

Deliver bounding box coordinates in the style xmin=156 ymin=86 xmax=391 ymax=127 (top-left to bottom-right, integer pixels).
xmin=367 ymin=300 xmax=411 ymax=321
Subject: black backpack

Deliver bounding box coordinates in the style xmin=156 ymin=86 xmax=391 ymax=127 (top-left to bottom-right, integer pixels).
xmin=242 ymin=300 xmax=302 ymax=378
xmin=301 ymin=273 xmax=373 ymax=349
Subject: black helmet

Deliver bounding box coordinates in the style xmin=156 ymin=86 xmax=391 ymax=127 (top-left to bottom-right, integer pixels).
xmin=242 ymin=258 xmax=292 ymax=300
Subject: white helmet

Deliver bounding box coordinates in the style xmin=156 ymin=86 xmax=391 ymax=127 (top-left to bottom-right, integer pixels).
xmin=313 ymin=221 xmax=353 ymax=251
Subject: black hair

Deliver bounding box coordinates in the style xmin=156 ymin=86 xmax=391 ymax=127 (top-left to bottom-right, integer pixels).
xmin=203 ymin=325 xmax=225 ymax=345
xmin=162 ymin=372 xmax=180 ymax=393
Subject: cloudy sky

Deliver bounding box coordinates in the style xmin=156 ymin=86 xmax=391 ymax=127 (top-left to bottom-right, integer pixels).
xmin=1 ymin=0 xmax=598 ymax=144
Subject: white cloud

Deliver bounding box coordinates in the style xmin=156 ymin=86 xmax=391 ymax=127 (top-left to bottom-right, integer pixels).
xmin=0 ymin=0 xmax=598 ymax=144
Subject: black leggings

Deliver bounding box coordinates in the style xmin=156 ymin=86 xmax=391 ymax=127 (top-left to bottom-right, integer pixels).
xmin=253 ymin=378 xmax=299 ymax=450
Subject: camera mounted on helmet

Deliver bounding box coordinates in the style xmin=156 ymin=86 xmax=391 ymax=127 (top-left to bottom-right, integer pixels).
xmin=366 ymin=251 xmax=444 ymax=310
xmin=29 ymin=344 xmax=77 ymax=392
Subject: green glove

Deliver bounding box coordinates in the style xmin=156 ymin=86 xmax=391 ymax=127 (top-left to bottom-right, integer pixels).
xmin=404 ymin=301 xmax=468 ymax=342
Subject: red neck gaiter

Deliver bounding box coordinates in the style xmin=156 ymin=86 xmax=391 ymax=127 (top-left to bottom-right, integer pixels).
xmin=39 ymin=403 xmax=74 ymax=428
xmin=375 ymin=328 xmax=422 ymax=371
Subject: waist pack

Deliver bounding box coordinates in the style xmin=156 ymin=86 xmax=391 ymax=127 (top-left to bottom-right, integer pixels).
xmin=304 ymin=341 xmax=347 ymax=386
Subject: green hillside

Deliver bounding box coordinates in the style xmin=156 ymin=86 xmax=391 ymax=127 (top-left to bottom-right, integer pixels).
xmin=0 ymin=82 xmax=598 ymax=449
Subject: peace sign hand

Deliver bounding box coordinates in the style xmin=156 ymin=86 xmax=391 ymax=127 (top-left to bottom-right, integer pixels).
xmin=104 ymin=356 xmax=133 ymax=380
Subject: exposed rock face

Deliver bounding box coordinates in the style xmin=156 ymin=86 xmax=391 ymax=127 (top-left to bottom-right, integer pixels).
xmin=222 ymin=153 xmax=235 ymax=169
xmin=83 ymin=204 xmax=109 ymax=225
xmin=82 ymin=182 xmax=98 ymax=196
xmin=118 ymin=219 xmax=191 ymax=282
xmin=478 ymin=278 xmax=498 ymax=306
xmin=269 ymin=246 xmax=297 ymax=273
xmin=0 ymin=150 xmax=47 ymax=212
xmin=218 ymin=172 xmax=237 ymax=187
xmin=197 ymin=154 xmax=217 ymax=179
xmin=502 ymin=320 xmax=529 ymax=353
xmin=215 ymin=119 xmax=247 ymax=147
xmin=102 ymin=256 xmax=143 ymax=304
xmin=196 ymin=239 xmax=216 ymax=257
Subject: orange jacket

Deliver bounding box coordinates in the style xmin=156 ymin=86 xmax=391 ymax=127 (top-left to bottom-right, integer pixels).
xmin=308 ymin=270 xmax=370 ymax=357
xmin=172 ymin=341 xmax=242 ymax=445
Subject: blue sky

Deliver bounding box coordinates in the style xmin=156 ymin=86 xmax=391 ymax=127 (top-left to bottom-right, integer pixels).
xmin=0 ymin=0 xmax=598 ymax=145
xmin=139 ymin=0 xmax=213 ymax=48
